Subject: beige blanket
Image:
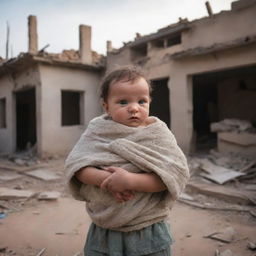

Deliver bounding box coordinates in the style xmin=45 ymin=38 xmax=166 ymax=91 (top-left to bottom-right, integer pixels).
xmin=65 ymin=114 xmax=189 ymax=232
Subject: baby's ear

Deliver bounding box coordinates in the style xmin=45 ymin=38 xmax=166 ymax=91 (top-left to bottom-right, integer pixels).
xmin=101 ymin=99 xmax=108 ymax=113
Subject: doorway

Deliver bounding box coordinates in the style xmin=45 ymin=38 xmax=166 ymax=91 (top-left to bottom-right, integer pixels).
xmin=16 ymin=88 xmax=36 ymax=151
xmin=150 ymin=78 xmax=170 ymax=127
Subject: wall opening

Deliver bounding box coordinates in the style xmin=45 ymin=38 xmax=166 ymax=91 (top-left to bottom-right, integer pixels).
xmin=150 ymin=78 xmax=170 ymax=127
xmin=131 ymin=44 xmax=147 ymax=60
xmin=16 ymin=88 xmax=36 ymax=151
xmin=167 ymin=33 xmax=181 ymax=47
xmin=193 ymin=65 xmax=256 ymax=152
xmin=0 ymin=98 xmax=6 ymax=128
xmin=61 ymin=90 xmax=83 ymax=126
xmin=151 ymin=39 xmax=165 ymax=48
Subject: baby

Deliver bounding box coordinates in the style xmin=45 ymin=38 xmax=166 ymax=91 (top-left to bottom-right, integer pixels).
xmin=65 ymin=66 xmax=190 ymax=256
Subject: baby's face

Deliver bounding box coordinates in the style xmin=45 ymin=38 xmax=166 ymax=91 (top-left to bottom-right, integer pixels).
xmin=103 ymin=77 xmax=151 ymax=127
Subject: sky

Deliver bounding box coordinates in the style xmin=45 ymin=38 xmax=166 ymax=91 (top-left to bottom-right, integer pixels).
xmin=0 ymin=0 xmax=235 ymax=58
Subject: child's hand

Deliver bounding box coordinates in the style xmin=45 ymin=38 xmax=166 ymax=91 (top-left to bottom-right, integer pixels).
xmin=112 ymin=190 xmax=134 ymax=203
xmin=100 ymin=166 xmax=131 ymax=192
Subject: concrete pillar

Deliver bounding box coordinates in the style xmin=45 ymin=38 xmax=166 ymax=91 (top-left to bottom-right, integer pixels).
xmin=170 ymin=73 xmax=194 ymax=154
xmin=79 ymin=25 xmax=92 ymax=64
xmin=106 ymin=40 xmax=113 ymax=52
xmin=28 ymin=15 xmax=38 ymax=54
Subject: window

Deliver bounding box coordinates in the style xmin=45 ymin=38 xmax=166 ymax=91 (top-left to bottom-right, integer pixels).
xmin=167 ymin=34 xmax=181 ymax=47
xmin=61 ymin=90 xmax=83 ymax=126
xmin=131 ymin=44 xmax=147 ymax=60
xmin=0 ymin=98 xmax=6 ymax=128
xmin=152 ymin=39 xmax=165 ymax=48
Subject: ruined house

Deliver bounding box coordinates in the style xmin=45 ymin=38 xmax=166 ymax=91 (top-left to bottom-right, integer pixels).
xmin=0 ymin=16 xmax=104 ymax=157
xmin=0 ymin=0 xmax=256 ymax=157
xmin=106 ymin=0 xmax=256 ymax=155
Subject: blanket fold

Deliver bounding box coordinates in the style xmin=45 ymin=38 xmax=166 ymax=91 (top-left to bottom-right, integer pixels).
xmin=65 ymin=114 xmax=189 ymax=232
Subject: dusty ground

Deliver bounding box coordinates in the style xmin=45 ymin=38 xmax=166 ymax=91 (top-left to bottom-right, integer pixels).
xmin=0 ymin=156 xmax=255 ymax=256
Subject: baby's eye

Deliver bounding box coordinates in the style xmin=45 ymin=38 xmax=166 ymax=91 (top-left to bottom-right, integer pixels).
xmin=138 ymin=99 xmax=146 ymax=105
xmin=119 ymin=100 xmax=128 ymax=105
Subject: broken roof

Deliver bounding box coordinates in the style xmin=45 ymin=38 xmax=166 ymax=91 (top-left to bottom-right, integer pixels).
xmin=129 ymin=21 xmax=190 ymax=48
xmin=170 ymin=34 xmax=256 ymax=59
xmin=0 ymin=50 xmax=105 ymax=78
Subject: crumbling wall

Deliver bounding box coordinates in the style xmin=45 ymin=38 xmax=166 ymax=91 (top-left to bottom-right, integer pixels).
xmin=0 ymin=66 xmax=41 ymax=154
xmin=105 ymin=1 xmax=256 ymax=154
xmin=182 ymin=3 xmax=256 ymax=50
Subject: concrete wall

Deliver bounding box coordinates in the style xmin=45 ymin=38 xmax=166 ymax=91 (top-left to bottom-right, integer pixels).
xmin=218 ymin=76 xmax=256 ymax=121
xmin=38 ymin=64 xmax=102 ymax=157
xmin=0 ymin=75 xmax=14 ymax=153
xmin=0 ymin=66 xmax=41 ymax=154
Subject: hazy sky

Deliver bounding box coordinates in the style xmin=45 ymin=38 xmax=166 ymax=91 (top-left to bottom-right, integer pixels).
xmin=0 ymin=0 xmax=235 ymax=58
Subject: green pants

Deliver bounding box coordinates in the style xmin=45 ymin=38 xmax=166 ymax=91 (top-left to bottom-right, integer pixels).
xmin=84 ymin=222 xmax=172 ymax=256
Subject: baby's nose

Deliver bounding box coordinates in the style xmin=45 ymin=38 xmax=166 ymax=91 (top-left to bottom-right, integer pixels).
xmin=128 ymin=103 xmax=139 ymax=113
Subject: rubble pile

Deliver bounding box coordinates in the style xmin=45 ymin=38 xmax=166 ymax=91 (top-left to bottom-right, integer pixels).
xmin=36 ymin=49 xmax=105 ymax=66
xmin=182 ymin=150 xmax=256 ymax=216
xmin=210 ymin=119 xmax=256 ymax=133
xmin=0 ymin=154 xmax=65 ymax=218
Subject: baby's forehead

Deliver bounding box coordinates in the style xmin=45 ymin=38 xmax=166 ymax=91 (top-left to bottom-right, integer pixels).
xmin=111 ymin=76 xmax=145 ymax=86
xmin=113 ymin=78 xmax=148 ymax=89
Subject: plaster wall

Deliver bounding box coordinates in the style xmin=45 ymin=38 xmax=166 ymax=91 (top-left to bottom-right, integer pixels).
xmin=218 ymin=76 xmax=256 ymax=121
xmin=0 ymin=75 xmax=14 ymax=153
xmin=182 ymin=4 xmax=256 ymax=50
xmin=38 ymin=64 xmax=101 ymax=157
xmin=106 ymin=47 xmax=132 ymax=71
xmin=142 ymin=44 xmax=182 ymax=80
xmin=0 ymin=66 xmax=41 ymax=154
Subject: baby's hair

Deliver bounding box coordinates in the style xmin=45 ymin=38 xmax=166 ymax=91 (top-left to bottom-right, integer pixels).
xmin=100 ymin=66 xmax=152 ymax=102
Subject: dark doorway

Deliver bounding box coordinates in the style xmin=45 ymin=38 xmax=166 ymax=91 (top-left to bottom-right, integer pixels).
xmin=193 ymin=76 xmax=218 ymax=151
xmin=16 ymin=88 xmax=36 ymax=151
xmin=150 ymin=78 xmax=170 ymax=127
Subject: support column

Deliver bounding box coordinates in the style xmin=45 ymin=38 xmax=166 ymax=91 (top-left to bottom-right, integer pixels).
xmin=170 ymin=73 xmax=194 ymax=154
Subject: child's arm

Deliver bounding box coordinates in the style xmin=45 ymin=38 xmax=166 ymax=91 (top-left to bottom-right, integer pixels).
xmin=75 ymin=166 xmax=111 ymax=187
xmin=101 ymin=166 xmax=167 ymax=193
xmin=75 ymin=166 xmax=134 ymax=202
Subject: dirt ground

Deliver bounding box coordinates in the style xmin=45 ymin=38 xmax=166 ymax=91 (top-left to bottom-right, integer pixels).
xmin=0 ymin=157 xmax=255 ymax=256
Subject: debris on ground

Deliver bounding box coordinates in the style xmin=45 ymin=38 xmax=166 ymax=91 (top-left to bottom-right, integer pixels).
xmin=210 ymin=119 xmax=256 ymax=157
xmin=37 ymin=191 xmax=61 ymax=200
xmin=204 ymin=226 xmax=236 ymax=243
xmin=210 ymin=119 xmax=255 ymax=133
xmin=0 ymin=187 xmax=36 ymax=200
xmin=247 ymin=241 xmax=256 ymax=250
xmin=36 ymin=247 xmax=46 ymax=256
xmin=215 ymin=249 xmax=236 ymax=256
xmin=26 ymin=169 xmax=61 ymax=181
xmin=0 ymin=153 xmax=65 ymax=215
xmin=0 ymin=149 xmax=255 ymax=256
xmin=194 ymin=158 xmax=244 ymax=184
xmin=186 ymin=182 xmax=256 ymax=205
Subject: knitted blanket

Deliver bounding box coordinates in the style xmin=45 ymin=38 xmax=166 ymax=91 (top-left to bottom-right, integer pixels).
xmin=65 ymin=114 xmax=190 ymax=232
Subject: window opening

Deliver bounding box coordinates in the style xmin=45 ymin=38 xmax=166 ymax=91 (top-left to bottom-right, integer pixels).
xmin=0 ymin=98 xmax=6 ymax=128
xmin=61 ymin=90 xmax=83 ymax=126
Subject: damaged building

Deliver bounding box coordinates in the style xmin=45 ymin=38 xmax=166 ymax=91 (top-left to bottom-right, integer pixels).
xmin=0 ymin=16 xmax=104 ymax=157
xmin=106 ymin=0 xmax=256 ymax=155
xmin=0 ymin=0 xmax=256 ymax=157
